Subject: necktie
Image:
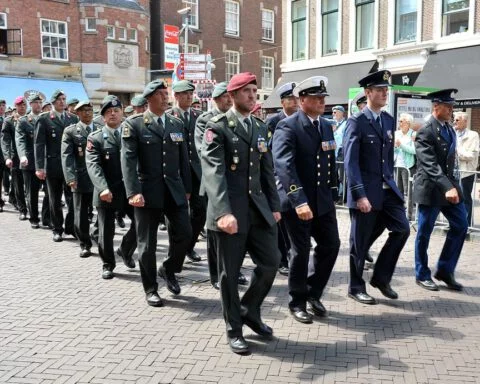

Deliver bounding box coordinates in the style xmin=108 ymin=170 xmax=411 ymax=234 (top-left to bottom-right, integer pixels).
xmin=158 ymin=117 xmax=165 ymax=135
xmin=86 ymin=125 xmax=91 ymax=135
xmin=313 ymin=120 xmax=319 ymax=129
xmin=61 ymin=113 xmax=65 ymax=124
xmin=375 ymin=116 xmax=381 ymax=128
xmin=244 ymin=117 xmax=251 ymax=137
xmin=183 ymin=111 xmax=189 ymax=124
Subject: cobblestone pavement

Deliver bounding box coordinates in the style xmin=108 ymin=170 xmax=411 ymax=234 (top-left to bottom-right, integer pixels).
xmin=1 ymin=201 xmax=479 ymax=384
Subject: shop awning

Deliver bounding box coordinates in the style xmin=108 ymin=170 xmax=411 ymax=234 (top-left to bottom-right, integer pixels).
xmin=414 ymin=45 xmax=480 ymax=101
xmin=0 ymin=76 xmax=88 ymax=106
xmin=263 ymin=60 xmax=377 ymax=109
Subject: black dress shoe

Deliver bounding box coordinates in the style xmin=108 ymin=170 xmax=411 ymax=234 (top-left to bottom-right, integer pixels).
xmin=290 ymin=309 xmax=313 ymax=324
xmin=116 ymin=248 xmax=135 ymax=268
xmin=227 ymin=336 xmax=249 ymax=354
xmin=365 ymin=252 xmax=374 ymax=263
xmin=307 ymin=298 xmax=327 ymax=317
xmin=348 ymin=292 xmax=377 ymax=305
xmin=278 ymin=266 xmax=289 ymax=276
xmin=416 ymin=279 xmax=439 ymax=291
xmin=186 ymin=249 xmax=202 ymax=262
xmin=80 ymin=248 xmax=92 ymax=258
xmin=53 ymin=233 xmax=63 ymax=242
xmin=212 ymin=282 xmax=220 ymax=290
xmin=159 ymin=223 xmax=167 ymax=231
xmin=116 ymin=217 xmax=126 ymax=228
xmin=242 ymin=316 xmax=273 ymax=338
xmin=19 ymin=212 xmax=27 ymax=221
xmin=238 ymin=273 xmax=249 ymax=286
xmin=31 ymin=222 xmax=40 ymax=229
xmin=434 ymin=271 xmax=463 ymax=291
xmin=158 ymin=266 xmax=181 ymax=295
xmin=102 ymin=267 xmax=114 ymax=280
xmin=146 ymin=292 xmax=163 ymax=307
xmin=370 ymin=280 xmax=398 ymax=299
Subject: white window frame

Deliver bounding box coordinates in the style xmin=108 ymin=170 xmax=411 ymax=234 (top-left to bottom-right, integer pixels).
xmin=106 ymin=25 xmax=115 ymax=39
xmin=261 ymin=9 xmax=274 ymax=42
xmin=319 ymin=0 xmax=340 ymax=56
xmin=225 ymin=50 xmax=240 ymax=81
xmin=0 ymin=13 xmax=7 ymax=29
xmin=40 ymin=18 xmax=68 ymax=61
xmin=386 ymin=0 xmax=422 ymax=47
xmin=85 ymin=17 xmax=96 ymax=32
xmin=118 ymin=27 xmax=126 ymax=41
xmin=290 ymin=0 xmax=308 ymax=61
xmin=393 ymin=0 xmax=418 ymax=44
xmin=182 ymin=0 xmax=199 ymax=29
xmin=348 ymin=0 xmax=378 ymax=53
xmin=225 ymin=1 xmax=240 ymax=37
xmin=187 ymin=43 xmax=199 ymax=54
xmin=441 ymin=0 xmax=471 ymax=36
xmin=261 ymin=56 xmax=274 ymax=90
xmin=128 ymin=28 xmax=137 ymax=42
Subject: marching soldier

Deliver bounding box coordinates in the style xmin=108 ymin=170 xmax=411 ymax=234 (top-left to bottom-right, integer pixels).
xmin=273 ymin=76 xmax=340 ymax=324
xmin=0 ymin=98 xmax=6 ymax=211
xmin=1 ymin=96 xmax=28 ymax=220
xmin=121 ymin=80 xmax=192 ymax=307
xmin=62 ymin=101 xmax=100 ymax=257
xmin=67 ymin=98 xmax=79 ymax=115
xmin=169 ymin=80 xmax=205 ymax=263
xmin=343 ymin=70 xmax=410 ymax=304
xmin=34 ymin=90 xmax=78 ymax=242
xmin=201 ymin=73 xmax=281 ymax=354
xmin=16 ymin=94 xmax=49 ymax=228
xmin=131 ymin=96 xmax=148 ymax=114
xmin=86 ymin=96 xmax=136 ymax=279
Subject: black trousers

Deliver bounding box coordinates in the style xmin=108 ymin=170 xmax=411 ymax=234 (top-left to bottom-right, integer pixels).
xmin=212 ymin=206 xmax=279 ymax=338
xmin=283 ymin=208 xmax=340 ymax=310
xmin=187 ymin=175 xmax=207 ymax=252
xmin=73 ymin=191 xmax=93 ymax=249
xmin=22 ymin=170 xmax=41 ymax=223
xmin=41 ymin=182 xmax=50 ymax=226
xmin=135 ymin=200 xmax=191 ymax=294
xmin=0 ymin=164 xmax=4 ymax=206
xmin=46 ymin=176 xmax=74 ymax=235
xmin=278 ymin=218 xmax=291 ymax=267
xmin=97 ymin=204 xmax=136 ymax=269
xmin=11 ymin=168 xmax=27 ymax=213
xmin=207 ymin=229 xmax=218 ymax=284
xmin=349 ymin=189 xmax=410 ymax=294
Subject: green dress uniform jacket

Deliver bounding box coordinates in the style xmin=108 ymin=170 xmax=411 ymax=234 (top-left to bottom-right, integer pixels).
xmin=202 ymin=109 xmax=280 ymax=234
xmin=16 ymin=114 xmax=38 ymax=171
xmin=1 ymin=116 xmax=21 ymax=168
xmin=121 ymin=111 xmax=191 ymax=208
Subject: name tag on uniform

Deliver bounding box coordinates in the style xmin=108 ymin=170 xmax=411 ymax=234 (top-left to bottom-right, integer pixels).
xmin=321 ymin=140 xmax=336 ymax=151
xmin=257 ymin=137 xmax=268 ymax=153
xmin=170 ymin=132 xmax=184 ymax=142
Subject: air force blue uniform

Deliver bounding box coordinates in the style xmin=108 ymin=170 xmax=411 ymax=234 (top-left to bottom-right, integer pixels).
xmin=343 ymin=107 xmax=410 ymax=295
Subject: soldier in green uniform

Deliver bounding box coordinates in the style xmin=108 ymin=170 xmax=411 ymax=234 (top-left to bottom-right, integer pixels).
xmin=61 ymin=101 xmax=101 ymax=257
xmin=67 ymin=98 xmax=79 ymax=115
xmin=16 ymin=94 xmax=49 ymax=228
xmin=131 ymin=96 xmax=148 ymax=114
xmin=201 ymin=73 xmax=281 ymax=354
xmin=86 ymin=96 xmax=137 ymax=279
xmin=121 ymin=80 xmax=192 ymax=307
xmin=0 ymin=98 xmax=6 ymax=212
xmin=124 ymin=105 xmax=134 ymax=118
xmin=169 ymin=80 xmax=205 ymax=262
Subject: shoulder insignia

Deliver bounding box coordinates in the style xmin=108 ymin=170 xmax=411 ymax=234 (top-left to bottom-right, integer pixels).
xmin=211 ymin=114 xmax=226 ymax=123
xmin=169 ymin=114 xmax=183 ymax=124
xmin=86 ymin=139 xmax=94 ymax=151
xmin=122 ymin=124 xmax=131 ymax=138
xmin=205 ymin=128 xmax=214 ymax=144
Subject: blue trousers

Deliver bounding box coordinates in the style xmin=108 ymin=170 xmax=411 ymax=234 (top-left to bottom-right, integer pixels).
xmin=415 ymin=203 xmax=468 ymax=280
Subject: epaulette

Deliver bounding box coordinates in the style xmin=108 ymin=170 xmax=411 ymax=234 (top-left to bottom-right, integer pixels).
xmin=89 ymin=128 xmax=103 ymax=137
xmin=18 ymin=115 xmax=28 ymax=122
xmin=252 ymin=115 xmax=265 ymax=123
xmin=129 ymin=113 xmax=144 ymax=120
xmin=38 ymin=111 xmax=50 ymax=118
xmin=168 ymin=114 xmax=183 ymax=124
xmin=211 ymin=113 xmax=226 ymax=123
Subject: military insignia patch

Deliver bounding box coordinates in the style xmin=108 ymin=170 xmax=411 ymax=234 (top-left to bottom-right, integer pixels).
xmin=122 ymin=125 xmax=130 ymax=138
xmin=383 ymin=71 xmax=390 ymax=81
xmin=170 ymin=132 xmax=184 ymax=142
xmin=86 ymin=140 xmax=94 ymax=151
xmin=205 ymin=128 xmax=214 ymax=143
xmin=257 ymin=137 xmax=268 ymax=153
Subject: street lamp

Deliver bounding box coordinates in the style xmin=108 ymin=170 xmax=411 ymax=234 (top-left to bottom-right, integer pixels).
xmin=177 ymin=7 xmax=191 ymax=54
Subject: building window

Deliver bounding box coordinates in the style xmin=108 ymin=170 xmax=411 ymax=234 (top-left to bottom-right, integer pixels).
xmin=85 ymin=17 xmax=96 ymax=32
xmin=225 ymin=50 xmax=239 ymax=81
xmin=261 ymin=56 xmax=274 ymax=90
xmin=40 ymin=19 xmax=68 ymax=61
xmin=321 ymin=0 xmax=339 ymax=55
xmin=262 ymin=9 xmax=274 ymax=42
xmin=106 ymin=25 xmax=115 ymax=39
xmin=355 ymin=0 xmax=375 ymax=50
xmin=118 ymin=27 xmax=126 ymax=40
xmin=0 ymin=13 xmax=6 ymax=29
xmin=145 ymin=36 xmax=149 ymax=51
xmin=0 ymin=14 xmax=22 ymax=56
xmin=292 ymin=0 xmax=307 ymax=61
xmin=187 ymin=44 xmax=199 ymax=54
xmin=225 ymin=1 xmax=240 ymax=36
xmin=128 ymin=28 xmax=137 ymax=42
xmin=442 ymin=0 xmax=469 ymax=36
xmin=182 ymin=0 xmax=199 ymax=29
xmin=395 ymin=0 xmax=417 ymax=43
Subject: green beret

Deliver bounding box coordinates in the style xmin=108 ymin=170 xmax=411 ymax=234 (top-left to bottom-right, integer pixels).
xmin=50 ymin=89 xmax=65 ymax=103
xmin=131 ymin=96 xmax=147 ymax=107
xmin=212 ymin=82 xmax=228 ymax=98
xmin=28 ymin=93 xmax=43 ymax=103
xmin=101 ymin=96 xmax=122 ymax=116
xmin=74 ymin=100 xmax=93 ymax=111
xmin=42 ymin=101 xmax=51 ymax=109
xmin=102 ymin=94 xmax=118 ymax=104
xmin=124 ymin=105 xmax=134 ymax=113
xmin=192 ymin=98 xmax=200 ymax=104
xmin=172 ymin=80 xmax=195 ymax=93
xmin=0 ymin=98 xmax=6 ymax=104
xmin=67 ymin=98 xmax=79 ymax=106
xmin=143 ymin=80 xmax=168 ymax=98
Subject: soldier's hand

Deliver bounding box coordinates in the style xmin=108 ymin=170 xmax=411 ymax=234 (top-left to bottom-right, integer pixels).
xmin=100 ymin=189 xmax=113 ymax=203
xmin=273 ymin=211 xmax=281 ymax=223
xmin=20 ymin=157 xmax=28 ymax=167
xmin=129 ymin=193 xmax=145 ymax=207
xmin=35 ymin=170 xmax=46 ymax=180
xmin=5 ymin=159 xmax=13 ymax=169
xmin=69 ymin=181 xmax=78 ymax=190
xmin=445 ymin=188 xmax=460 ymax=204
xmin=295 ymin=204 xmax=313 ymax=221
xmin=217 ymin=213 xmax=238 ymax=235
xmin=356 ymin=197 xmax=372 ymax=213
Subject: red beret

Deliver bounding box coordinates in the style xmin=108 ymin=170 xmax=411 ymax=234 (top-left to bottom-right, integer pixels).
xmin=14 ymin=96 xmax=26 ymax=105
xmin=251 ymin=103 xmax=262 ymax=113
xmin=227 ymin=72 xmax=257 ymax=92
